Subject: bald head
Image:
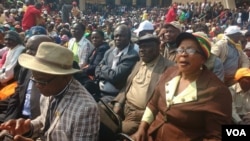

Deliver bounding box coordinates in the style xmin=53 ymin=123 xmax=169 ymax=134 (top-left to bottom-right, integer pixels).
xmin=25 ymin=35 xmax=53 ymax=56
xmin=113 ymin=24 xmax=131 ymax=50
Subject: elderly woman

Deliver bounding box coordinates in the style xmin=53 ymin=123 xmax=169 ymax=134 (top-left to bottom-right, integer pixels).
xmin=131 ymin=32 xmax=232 ymax=141
xmin=0 ymin=31 xmax=25 ymax=85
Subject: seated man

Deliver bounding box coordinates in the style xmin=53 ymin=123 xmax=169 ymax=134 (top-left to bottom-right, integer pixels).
xmin=112 ymin=34 xmax=174 ymax=135
xmin=0 ymin=26 xmax=48 ymax=123
xmin=94 ymin=24 xmax=139 ymax=103
xmin=0 ymin=42 xmax=100 ymax=140
xmin=230 ymin=68 xmax=250 ymax=124
xmin=0 ymin=35 xmax=52 ymax=124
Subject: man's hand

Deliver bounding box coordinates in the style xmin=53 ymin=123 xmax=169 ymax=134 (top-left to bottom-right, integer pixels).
xmin=14 ymin=135 xmax=34 ymax=141
xmin=0 ymin=130 xmax=9 ymax=140
xmin=242 ymin=113 xmax=250 ymax=124
xmin=113 ymin=102 xmax=122 ymax=116
xmin=0 ymin=118 xmax=32 ymax=136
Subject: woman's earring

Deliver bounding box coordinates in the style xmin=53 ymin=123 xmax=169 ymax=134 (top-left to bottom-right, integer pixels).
xmin=200 ymin=66 xmax=203 ymax=70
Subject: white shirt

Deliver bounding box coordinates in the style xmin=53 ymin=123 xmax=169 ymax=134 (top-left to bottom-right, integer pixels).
xmin=0 ymin=44 xmax=25 ymax=84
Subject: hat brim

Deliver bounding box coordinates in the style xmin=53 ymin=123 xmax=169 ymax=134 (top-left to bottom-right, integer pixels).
xmin=164 ymin=23 xmax=181 ymax=31
xmin=235 ymin=74 xmax=250 ymax=81
xmin=136 ymin=37 xmax=160 ymax=44
xmin=176 ymin=32 xmax=208 ymax=59
xmin=176 ymin=32 xmax=198 ymax=47
xmin=134 ymin=28 xmax=141 ymax=34
xmin=18 ymin=54 xmax=82 ymax=75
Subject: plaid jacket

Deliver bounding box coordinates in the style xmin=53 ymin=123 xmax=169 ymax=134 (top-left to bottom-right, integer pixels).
xmin=31 ymin=79 xmax=100 ymax=141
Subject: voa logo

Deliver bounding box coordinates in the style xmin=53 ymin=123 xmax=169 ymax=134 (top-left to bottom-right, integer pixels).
xmin=226 ymin=129 xmax=247 ymax=136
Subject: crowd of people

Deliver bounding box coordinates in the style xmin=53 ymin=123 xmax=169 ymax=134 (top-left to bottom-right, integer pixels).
xmin=0 ymin=0 xmax=249 ymax=141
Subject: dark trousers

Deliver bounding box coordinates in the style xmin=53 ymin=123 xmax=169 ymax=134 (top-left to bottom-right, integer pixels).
xmin=61 ymin=4 xmax=72 ymax=23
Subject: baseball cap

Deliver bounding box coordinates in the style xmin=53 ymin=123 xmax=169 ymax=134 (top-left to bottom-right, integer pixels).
xmin=235 ymin=68 xmax=250 ymax=81
xmin=25 ymin=26 xmax=47 ymax=39
xmin=224 ymin=25 xmax=242 ymax=35
xmin=134 ymin=20 xmax=154 ymax=36
xmin=3 ymin=24 xmax=10 ymax=29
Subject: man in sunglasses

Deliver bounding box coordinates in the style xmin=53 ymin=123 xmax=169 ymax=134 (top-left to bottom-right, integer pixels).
xmin=0 ymin=42 xmax=100 ymax=141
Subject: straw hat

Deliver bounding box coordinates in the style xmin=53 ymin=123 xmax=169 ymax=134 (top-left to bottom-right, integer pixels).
xmin=18 ymin=42 xmax=81 ymax=75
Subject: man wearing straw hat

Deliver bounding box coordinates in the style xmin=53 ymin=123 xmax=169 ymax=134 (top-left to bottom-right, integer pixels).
xmin=0 ymin=42 xmax=100 ymax=141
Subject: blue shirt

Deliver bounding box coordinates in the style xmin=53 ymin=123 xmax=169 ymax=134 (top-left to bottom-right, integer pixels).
xmin=223 ymin=43 xmax=239 ymax=77
xmin=22 ymin=80 xmax=33 ymax=117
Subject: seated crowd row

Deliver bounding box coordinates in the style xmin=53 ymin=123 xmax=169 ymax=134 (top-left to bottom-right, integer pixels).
xmin=0 ymin=20 xmax=249 ymax=141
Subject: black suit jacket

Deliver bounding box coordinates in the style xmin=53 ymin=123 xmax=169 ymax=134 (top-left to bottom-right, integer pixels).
xmin=3 ymin=68 xmax=41 ymax=121
xmin=84 ymin=42 xmax=110 ymax=76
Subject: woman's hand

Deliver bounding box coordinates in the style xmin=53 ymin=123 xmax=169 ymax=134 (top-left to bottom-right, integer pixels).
xmin=130 ymin=128 xmax=146 ymax=141
xmin=131 ymin=121 xmax=149 ymax=141
xmin=0 ymin=118 xmax=32 ymax=136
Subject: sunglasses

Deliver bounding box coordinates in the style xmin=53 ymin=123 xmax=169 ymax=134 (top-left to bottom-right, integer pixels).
xmin=30 ymin=76 xmax=56 ymax=86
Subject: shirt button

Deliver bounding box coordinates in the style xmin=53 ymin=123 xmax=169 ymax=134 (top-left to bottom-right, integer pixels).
xmin=181 ymin=98 xmax=185 ymax=102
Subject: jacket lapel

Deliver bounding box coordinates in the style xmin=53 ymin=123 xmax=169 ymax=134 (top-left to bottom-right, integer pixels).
xmin=47 ymin=92 xmax=72 ymax=136
xmin=147 ymin=56 xmax=166 ymax=101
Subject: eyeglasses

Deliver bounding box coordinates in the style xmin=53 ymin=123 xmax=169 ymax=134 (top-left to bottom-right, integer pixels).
xmin=176 ymin=48 xmax=201 ymax=55
xmin=30 ymin=76 xmax=56 ymax=86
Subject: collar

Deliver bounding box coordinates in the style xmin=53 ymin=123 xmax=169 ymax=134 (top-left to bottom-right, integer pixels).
xmin=231 ymin=83 xmax=243 ymax=93
xmin=225 ymin=35 xmax=242 ymax=51
xmin=142 ymin=55 xmax=160 ymax=67
xmin=166 ymin=43 xmax=177 ymax=49
xmin=75 ymin=36 xmax=87 ymax=44
xmin=166 ymin=75 xmax=197 ymax=105
xmin=113 ymin=43 xmax=130 ymax=56
xmin=53 ymin=78 xmax=73 ymax=100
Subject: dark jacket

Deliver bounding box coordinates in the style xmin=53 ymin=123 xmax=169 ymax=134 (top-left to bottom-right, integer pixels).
xmin=147 ymin=66 xmax=232 ymax=141
xmin=3 ymin=68 xmax=41 ymax=121
xmin=84 ymin=42 xmax=110 ymax=76
xmin=95 ymin=43 xmax=139 ymax=90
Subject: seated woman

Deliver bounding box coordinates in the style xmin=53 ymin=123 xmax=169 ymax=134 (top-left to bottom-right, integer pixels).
xmin=0 ymin=31 xmax=25 ymax=85
xmin=0 ymin=31 xmax=25 ymax=100
xmin=78 ymin=30 xmax=110 ymax=84
xmin=131 ymin=32 xmax=232 ymax=141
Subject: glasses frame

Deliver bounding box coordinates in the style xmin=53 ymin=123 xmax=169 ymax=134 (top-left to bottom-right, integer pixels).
xmin=176 ymin=48 xmax=202 ymax=55
xmin=30 ymin=76 xmax=56 ymax=86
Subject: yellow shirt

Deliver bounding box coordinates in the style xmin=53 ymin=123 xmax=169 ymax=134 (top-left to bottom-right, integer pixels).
xmin=142 ymin=13 xmax=148 ymax=21
xmin=126 ymin=56 xmax=160 ymax=109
